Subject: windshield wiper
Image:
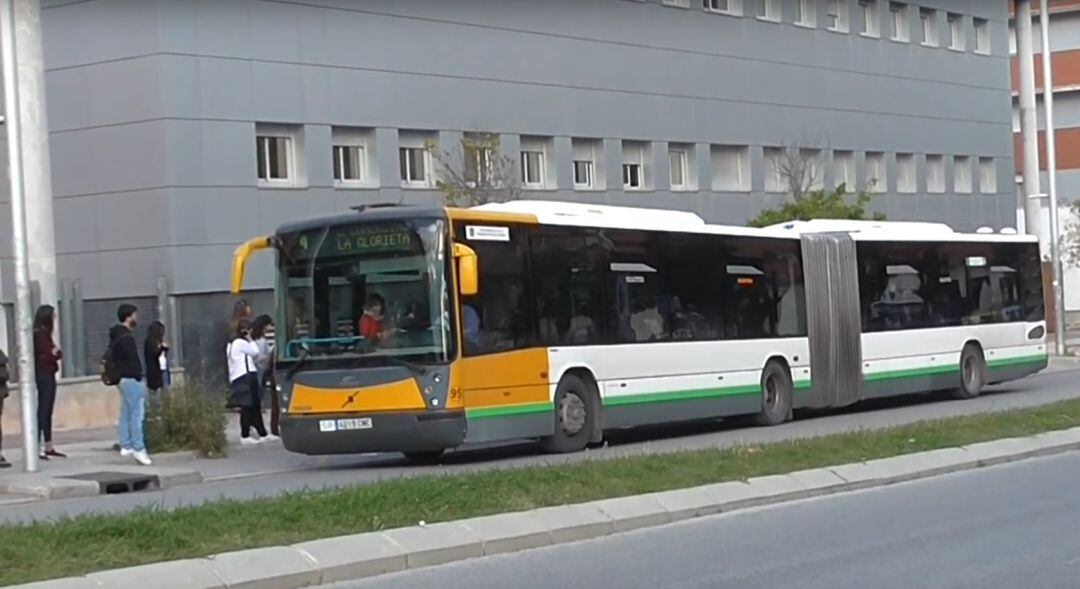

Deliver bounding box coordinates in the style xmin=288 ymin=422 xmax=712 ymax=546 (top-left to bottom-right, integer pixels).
xmin=286 ymin=346 xmax=312 ymax=379
xmin=381 ymin=355 xmax=427 ymax=376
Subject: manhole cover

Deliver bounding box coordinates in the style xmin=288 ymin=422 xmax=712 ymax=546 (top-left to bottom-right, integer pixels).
xmin=66 ymin=471 xmax=160 ymax=495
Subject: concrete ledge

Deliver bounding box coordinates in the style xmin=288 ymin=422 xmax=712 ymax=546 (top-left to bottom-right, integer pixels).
xmin=11 ymin=425 xmax=1080 ymax=589
xmin=208 ymin=546 xmax=320 ymax=589
xmin=1 ymin=475 xmax=100 ymax=500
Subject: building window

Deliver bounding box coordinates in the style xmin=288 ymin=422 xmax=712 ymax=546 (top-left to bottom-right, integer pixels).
xmin=889 ymin=3 xmax=908 ymax=42
xmin=859 ymin=1 xmax=879 ymax=37
xmin=979 ymin=157 xmax=997 ymax=193
xmin=399 ymin=147 xmax=430 ymax=187
xmin=974 ymin=18 xmax=990 ymax=54
xmin=834 ymin=151 xmax=855 ymax=192
xmin=669 ymin=149 xmax=688 ymax=190
xmin=712 ymin=146 xmax=749 ymax=191
xmin=623 ymin=142 xmax=646 ymax=190
xmin=764 ymin=148 xmax=785 ymax=193
xmin=954 ymin=156 xmax=972 ymax=193
xmin=947 ymin=13 xmax=964 ymax=50
xmin=896 ymin=153 xmax=916 ymax=193
xmin=826 ymin=0 xmax=848 ymax=32
xmin=574 ymin=159 xmax=594 ymax=189
xmin=573 ymin=139 xmax=599 ymax=190
xmin=663 ymin=0 xmax=690 ymax=7
xmin=463 ymin=140 xmax=495 ymax=187
xmin=623 ymin=163 xmax=643 ymax=189
xmin=256 ymin=135 xmax=292 ymax=185
xmin=332 ymin=145 xmax=365 ymax=185
xmin=756 ymin=0 xmax=780 ymax=21
xmin=704 ymin=0 xmax=740 ymax=15
xmin=926 ymin=154 xmax=945 ymax=193
xmin=795 ymin=0 xmax=816 ymax=26
xmin=919 ymin=8 xmax=937 ymax=47
xmin=521 ymin=150 xmax=545 ymax=188
xmin=865 ymin=152 xmax=886 ymax=192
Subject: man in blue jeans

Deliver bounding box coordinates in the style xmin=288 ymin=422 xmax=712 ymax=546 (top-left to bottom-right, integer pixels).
xmin=108 ymin=304 xmax=152 ymax=466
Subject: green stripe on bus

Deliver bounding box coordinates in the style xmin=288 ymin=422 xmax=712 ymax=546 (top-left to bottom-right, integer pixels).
xmin=466 ymin=402 xmax=553 ymax=420
xmin=604 ymin=384 xmax=762 ymax=408
xmin=987 ymin=354 xmax=1048 ymax=369
xmin=794 ymin=379 xmax=812 ymax=391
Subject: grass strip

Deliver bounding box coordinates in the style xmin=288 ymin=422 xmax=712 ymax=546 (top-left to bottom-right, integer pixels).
xmin=4 ymin=396 xmax=1080 ymax=586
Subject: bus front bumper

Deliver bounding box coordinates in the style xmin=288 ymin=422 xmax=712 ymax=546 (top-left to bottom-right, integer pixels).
xmin=280 ymin=410 xmax=467 ymax=455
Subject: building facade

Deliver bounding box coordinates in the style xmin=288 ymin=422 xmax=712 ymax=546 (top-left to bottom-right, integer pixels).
xmin=1009 ymin=0 xmax=1080 ymax=319
xmin=0 ymin=0 xmax=1016 ymax=378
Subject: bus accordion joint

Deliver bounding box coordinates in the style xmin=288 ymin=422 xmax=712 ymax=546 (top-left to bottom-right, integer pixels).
xmin=453 ymin=242 xmax=479 ymax=296
xmin=230 ymin=236 xmax=271 ymax=294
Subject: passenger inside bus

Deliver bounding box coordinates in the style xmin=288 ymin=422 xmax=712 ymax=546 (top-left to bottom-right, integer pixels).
xmin=357 ymin=293 xmax=386 ymax=344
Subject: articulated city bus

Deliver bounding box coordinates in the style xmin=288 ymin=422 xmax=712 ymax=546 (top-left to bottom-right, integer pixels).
xmin=230 ymin=201 xmax=1047 ymax=461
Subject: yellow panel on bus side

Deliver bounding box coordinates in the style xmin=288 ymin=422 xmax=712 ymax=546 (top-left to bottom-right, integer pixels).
xmin=288 ymin=379 xmax=426 ymax=414
xmin=458 ymin=348 xmax=551 ymax=414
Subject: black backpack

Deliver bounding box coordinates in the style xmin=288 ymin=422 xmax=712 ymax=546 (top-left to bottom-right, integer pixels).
xmin=100 ymin=336 xmax=124 ymax=386
xmin=0 ymin=348 xmax=9 ymax=392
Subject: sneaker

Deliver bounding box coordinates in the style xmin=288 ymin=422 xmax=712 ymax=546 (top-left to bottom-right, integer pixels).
xmin=120 ymin=448 xmax=133 ymax=457
xmin=240 ymin=437 xmax=260 ymax=447
xmin=0 ymin=456 xmax=10 ymax=469
xmin=132 ymin=451 xmax=152 ymax=466
xmin=262 ymin=434 xmax=280 ymax=443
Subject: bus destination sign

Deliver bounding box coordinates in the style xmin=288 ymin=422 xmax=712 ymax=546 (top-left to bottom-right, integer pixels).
xmin=291 ymin=224 xmax=416 ymax=259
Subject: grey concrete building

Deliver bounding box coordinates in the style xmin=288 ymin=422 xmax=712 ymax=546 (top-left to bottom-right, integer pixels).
xmin=0 ymin=0 xmax=1015 ymax=378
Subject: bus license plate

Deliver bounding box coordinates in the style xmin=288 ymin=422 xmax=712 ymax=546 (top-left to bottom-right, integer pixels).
xmin=319 ymin=418 xmax=372 ymax=432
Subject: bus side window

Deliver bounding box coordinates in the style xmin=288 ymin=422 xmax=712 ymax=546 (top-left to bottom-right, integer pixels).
xmin=531 ymin=227 xmax=607 ymax=346
xmin=455 ymin=223 xmax=533 ymax=356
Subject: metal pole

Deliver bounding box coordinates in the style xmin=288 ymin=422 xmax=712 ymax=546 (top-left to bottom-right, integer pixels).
xmin=1016 ymin=0 xmax=1045 ymax=249
xmin=1 ymin=0 xmax=39 ymax=472
xmin=1040 ymin=0 xmax=1068 ymax=355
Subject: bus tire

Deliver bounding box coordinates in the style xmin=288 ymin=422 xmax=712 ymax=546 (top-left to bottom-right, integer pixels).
xmin=541 ymin=374 xmax=595 ymax=454
xmin=403 ymin=450 xmax=445 ymax=464
xmin=753 ymin=360 xmax=793 ymax=427
xmin=951 ymin=344 xmax=986 ymax=400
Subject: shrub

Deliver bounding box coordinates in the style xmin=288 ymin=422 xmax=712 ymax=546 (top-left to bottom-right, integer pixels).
xmin=144 ymin=383 xmax=228 ymax=458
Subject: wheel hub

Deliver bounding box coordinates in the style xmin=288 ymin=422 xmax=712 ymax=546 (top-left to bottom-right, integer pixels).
xmin=558 ymin=392 xmax=587 ymax=435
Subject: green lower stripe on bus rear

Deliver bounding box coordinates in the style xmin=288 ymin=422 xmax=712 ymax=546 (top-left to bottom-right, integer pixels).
xmin=604 ymin=384 xmax=762 ymax=408
xmin=986 ymin=354 xmax=1048 ymax=369
xmin=466 ymin=402 xmax=554 ymax=420
xmin=864 ymin=364 xmax=958 ymax=382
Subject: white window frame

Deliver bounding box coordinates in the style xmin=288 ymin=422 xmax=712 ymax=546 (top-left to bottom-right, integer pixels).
xmin=926 ymin=154 xmax=945 ymax=194
xmin=920 ymin=8 xmax=938 ymax=47
xmin=704 ymin=0 xmax=741 ymax=16
xmin=756 ymin=0 xmax=780 ymax=21
xmin=896 ymin=153 xmax=916 ymax=193
xmin=573 ymin=159 xmax=594 ymax=190
xmin=834 ymin=151 xmax=856 ymax=192
xmin=711 ymin=146 xmax=749 ymax=192
xmin=521 ymin=149 xmax=546 ymax=189
xmin=865 ymin=152 xmax=886 ymax=192
xmin=764 ymin=148 xmax=785 ymax=193
xmin=947 ymin=13 xmax=964 ymax=51
xmin=889 ymin=2 xmax=908 ymax=42
xmin=795 ymin=0 xmax=816 ymax=27
xmin=332 ymin=144 xmax=366 ymax=186
xmin=953 ymin=156 xmax=972 ymax=194
xmin=669 ymin=149 xmax=689 ymax=191
xmin=974 ymin=18 xmax=990 ymax=55
xmin=826 ymin=0 xmax=848 ymax=32
xmin=399 ymin=146 xmax=432 ymax=188
xmin=979 ymin=157 xmax=997 ymax=193
xmin=859 ymin=0 xmax=880 ymax=37
xmin=256 ymin=134 xmax=294 ymax=187
xmin=623 ymin=163 xmax=643 ymax=190
xmin=623 ymin=142 xmax=647 ymax=191
xmin=663 ymin=0 xmax=690 ymax=7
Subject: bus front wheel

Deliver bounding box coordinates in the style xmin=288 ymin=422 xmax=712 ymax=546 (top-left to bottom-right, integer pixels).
xmin=753 ymin=360 xmax=793 ymax=427
xmin=541 ymin=374 xmax=596 ymax=454
xmin=950 ymin=344 xmax=986 ymax=400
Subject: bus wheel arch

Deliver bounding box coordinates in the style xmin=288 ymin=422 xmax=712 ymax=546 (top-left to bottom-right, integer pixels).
xmin=753 ymin=356 xmax=794 ymax=426
xmin=952 ymin=341 xmax=986 ymax=400
xmin=541 ymin=368 xmax=601 ymax=453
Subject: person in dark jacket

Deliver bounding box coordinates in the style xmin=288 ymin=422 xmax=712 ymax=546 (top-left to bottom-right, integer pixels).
xmin=144 ymin=321 xmax=170 ymax=395
xmin=0 ymin=347 xmax=10 ymax=468
xmin=33 ymin=305 xmax=65 ymax=460
xmin=110 ymin=303 xmax=152 ymax=466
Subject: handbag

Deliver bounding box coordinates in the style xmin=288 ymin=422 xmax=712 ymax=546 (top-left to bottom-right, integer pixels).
xmin=225 ymin=343 xmax=255 ymax=408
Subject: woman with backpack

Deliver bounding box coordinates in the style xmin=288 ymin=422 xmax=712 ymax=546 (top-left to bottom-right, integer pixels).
xmin=251 ymin=314 xmax=280 ymax=437
xmin=227 ymin=318 xmax=276 ymax=445
xmin=33 ymin=305 xmax=65 ymax=460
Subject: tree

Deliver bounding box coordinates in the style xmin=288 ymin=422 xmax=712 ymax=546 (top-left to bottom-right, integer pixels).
xmin=427 ymin=133 xmax=521 ymax=207
xmin=1063 ymin=201 xmax=1080 ymax=267
xmin=748 ymin=183 xmax=885 ymax=228
xmin=772 ymin=144 xmax=824 ymax=202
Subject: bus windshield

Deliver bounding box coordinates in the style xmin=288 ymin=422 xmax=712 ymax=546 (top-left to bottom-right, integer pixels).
xmin=276 ymin=217 xmax=453 ymax=365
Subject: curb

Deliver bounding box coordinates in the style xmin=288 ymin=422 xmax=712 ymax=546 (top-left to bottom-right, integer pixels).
xmin=10 ymin=426 xmax=1080 ymax=589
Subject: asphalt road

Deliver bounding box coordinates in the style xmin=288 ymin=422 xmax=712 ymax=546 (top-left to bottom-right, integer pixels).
xmin=3 ymin=364 xmax=1080 ymax=524
xmin=328 ymin=451 xmax=1080 ymax=589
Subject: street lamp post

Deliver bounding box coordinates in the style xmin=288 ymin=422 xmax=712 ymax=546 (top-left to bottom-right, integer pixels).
xmin=1039 ymin=0 xmax=1068 ymax=356
xmin=1 ymin=0 xmax=39 ymax=472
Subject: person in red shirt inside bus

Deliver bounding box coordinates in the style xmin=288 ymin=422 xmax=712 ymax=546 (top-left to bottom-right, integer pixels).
xmin=358 ymin=293 xmax=386 ymax=344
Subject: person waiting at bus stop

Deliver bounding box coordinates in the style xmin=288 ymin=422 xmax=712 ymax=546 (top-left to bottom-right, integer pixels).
xmin=227 ymin=318 xmax=276 ymax=445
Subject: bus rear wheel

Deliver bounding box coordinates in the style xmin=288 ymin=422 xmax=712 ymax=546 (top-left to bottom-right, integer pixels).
xmin=950 ymin=344 xmax=986 ymax=400
xmin=753 ymin=360 xmax=793 ymax=427
xmin=541 ymin=374 xmax=595 ymax=454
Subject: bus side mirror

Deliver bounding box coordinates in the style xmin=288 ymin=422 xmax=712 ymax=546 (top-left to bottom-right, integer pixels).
xmin=454 ymin=243 xmax=479 ymax=296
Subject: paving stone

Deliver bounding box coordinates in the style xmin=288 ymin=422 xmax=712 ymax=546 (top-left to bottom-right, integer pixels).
xmin=1 ymin=475 xmax=99 ymax=499
xmin=88 ymin=559 xmax=224 ymax=589
xmin=865 ymin=447 xmax=977 ymax=482
xmin=529 ymin=503 xmax=615 ymax=543
xmin=1029 ymin=428 xmax=1080 ymax=450
xmin=592 ymin=494 xmax=670 ymax=532
xmin=461 ymin=511 xmax=554 ymax=556
xmin=827 ymin=462 xmax=892 ymax=488
xmin=961 ymin=437 xmax=1050 ymax=466
xmin=652 ymin=486 xmax=725 ymax=521
xmin=382 ymin=521 xmax=483 ymax=569
xmin=209 ymin=546 xmax=320 ymax=589
xmin=4 ymin=578 xmax=101 ymax=589
xmin=785 ymin=467 xmax=850 ymax=492
xmin=744 ymin=474 xmax=819 ymax=502
xmin=295 ymin=533 xmax=406 ymax=583
xmin=697 ymin=481 xmax=761 ymax=510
